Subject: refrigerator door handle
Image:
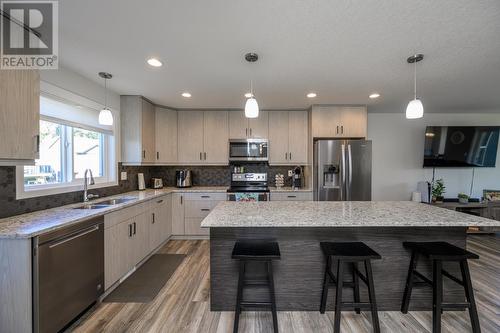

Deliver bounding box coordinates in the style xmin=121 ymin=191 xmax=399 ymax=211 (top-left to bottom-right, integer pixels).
xmin=341 ymin=144 xmax=346 ymax=201
xmin=348 ymin=144 xmax=353 ymax=200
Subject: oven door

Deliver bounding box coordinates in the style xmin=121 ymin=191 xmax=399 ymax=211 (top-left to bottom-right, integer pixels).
xmin=229 ymin=139 xmax=268 ymax=162
xmin=227 ymin=192 xmax=269 ymax=202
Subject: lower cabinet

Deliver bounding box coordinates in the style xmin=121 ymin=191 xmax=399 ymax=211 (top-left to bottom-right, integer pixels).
xmin=172 ymin=192 xmax=225 ymax=236
xmin=104 ymin=194 xmax=172 ymax=290
xmin=270 ymin=191 xmax=313 ymax=201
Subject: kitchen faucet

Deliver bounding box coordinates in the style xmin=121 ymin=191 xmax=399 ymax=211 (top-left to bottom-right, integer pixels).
xmin=83 ymin=169 xmax=99 ymax=202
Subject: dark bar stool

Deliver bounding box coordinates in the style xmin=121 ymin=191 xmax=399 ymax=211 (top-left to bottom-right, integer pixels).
xmin=320 ymin=242 xmax=382 ymax=333
xmin=401 ymin=241 xmax=481 ymax=333
xmin=231 ymin=240 xmax=281 ymax=333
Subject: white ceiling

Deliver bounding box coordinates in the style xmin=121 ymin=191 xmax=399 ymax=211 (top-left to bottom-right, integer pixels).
xmin=58 ymin=0 xmax=500 ymax=113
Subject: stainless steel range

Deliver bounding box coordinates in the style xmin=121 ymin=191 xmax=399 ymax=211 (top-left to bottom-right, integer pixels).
xmin=227 ymin=172 xmax=269 ymax=201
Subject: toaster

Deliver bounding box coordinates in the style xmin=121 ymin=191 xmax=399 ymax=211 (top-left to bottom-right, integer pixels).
xmin=151 ymin=178 xmax=163 ymax=189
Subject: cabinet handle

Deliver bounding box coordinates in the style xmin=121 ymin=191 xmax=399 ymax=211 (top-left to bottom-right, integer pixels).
xmin=201 ymin=208 xmax=210 ymax=212
xmin=156 ymin=152 xmax=159 ymax=160
xmin=285 ymin=152 xmax=287 ymax=160
xmin=341 ymin=125 xmax=344 ymax=134
xmin=201 ymin=195 xmax=210 ymax=198
xmin=204 ymin=152 xmax=207 ymax=160
xmin=200 ymin=152 xmax=202 ymax=160
xmin=287 ymin=195 xmax=297 ymax=198
xmin=157 ymin=199 xmax=163 ymax=204
xmin=180 ymin=196 xmax=183 ymax=204
xmin=152 ymin=213 xmax=155 ymax=224
xmin=336 ymin=126 xmax=339 ymax=134
xmin=133 ymin=222 xmax=136 ymax=235
xmin=289 ymin=152 xmax=292 ymax=160
xmin=129 ymin=224 xmax=132 ymax=237
xmin=143 ymin=150 xmax=146 ymax=159
xmin=35 ymin=135 xmax=40 ymax=153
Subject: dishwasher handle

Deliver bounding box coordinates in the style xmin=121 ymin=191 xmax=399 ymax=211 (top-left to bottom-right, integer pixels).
xmin=48 ymin=225 xmax=100 ymax=249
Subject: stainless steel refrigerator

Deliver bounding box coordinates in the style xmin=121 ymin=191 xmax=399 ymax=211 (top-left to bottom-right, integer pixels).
xmin=313 ymin=139 xmax=372 ymax=201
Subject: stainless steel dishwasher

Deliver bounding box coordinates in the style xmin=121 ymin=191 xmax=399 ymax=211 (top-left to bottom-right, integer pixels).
xmin=33 ymin=216 xmax=104 ymax=333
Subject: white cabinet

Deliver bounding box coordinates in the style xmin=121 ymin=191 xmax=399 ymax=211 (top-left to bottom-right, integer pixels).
xmin=178 ymin=111 xmax=228 ymax=164
xmin=149 ymin=195 xmax=172 ymax=252
xmin=177 ymin=111 xmax=204 ymax=163
xmin=0 ymin=70 xmax=40 ymax=163
xmin=270 ymin=192 xmax=313 ymax=201
xmin=104 ymin=217 xmax=133 ymax=289
xmin=268 ymin=111 xmax=308 ymax=165
xmin=121 ymin=96 xmax=156 ymax=163
xmin=172 ymin=193 xmax=185 ymax=235
xmin=155 ymin=107 xmax=178 ymax=163
xmin=311 ymin=106 xmax=367 ymax=138
xmin=229 ymin=111 xmax=268 ymax=139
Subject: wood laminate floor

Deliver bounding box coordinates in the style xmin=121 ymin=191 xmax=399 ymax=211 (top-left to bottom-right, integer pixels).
xmin=72 ymin=235 xmax=500 ymax=333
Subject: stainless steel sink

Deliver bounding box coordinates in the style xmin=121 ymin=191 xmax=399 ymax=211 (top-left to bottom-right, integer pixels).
xmin=73 ymin=197 xmax=134 ymax=209
xmin=97 ymin=198 xmax=134 ymax=205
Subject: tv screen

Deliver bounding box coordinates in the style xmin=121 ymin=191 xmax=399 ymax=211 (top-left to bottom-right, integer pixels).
xmin=423 ymin=126 xmax=499 ymax=167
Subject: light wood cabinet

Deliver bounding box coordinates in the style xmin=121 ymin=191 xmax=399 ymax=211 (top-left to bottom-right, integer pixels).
xmin=172 ymin=193 xmax=185 ymax=235
xmin=121 ymin=96 xmax=156 ymax=163
xmin=270 ymin=191 xmax=313 ymax=201
xmin=178 ymin=111 xmax=228 ymax=164
xmin=149 ymin=195 xmax=172 ymax=251
xmin=0 ymin=70 xmax=40 ymax=163
xmin=203 ymin=111 xmax=228 ymax=163
xmin=311 ymin=106 xmax=367 ymax=138
xmin=131 ymin=212 xmax=150 ymax=264
xmin=268 ymin=111 xmax=308 ymax=165
xmin=228 ymin=111 xmax=268 ymax=139
xmin=104 ymin=217 xmax=133 ymax=289
xmin=155 ymin=107 xmax=178 ymax=163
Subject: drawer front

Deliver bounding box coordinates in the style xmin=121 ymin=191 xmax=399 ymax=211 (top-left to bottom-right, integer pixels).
xmin=183 ymin=192 xmax=226 ymax=201
xmin=185 ymin=217 xmax=210 ymax=235
xmin=270 ymin=192 xmax=313 ymax=201
xmin=104 ymin=200 xmax=151 ymax=229
xmin=184 ymin=200 xmax=219 ymax=218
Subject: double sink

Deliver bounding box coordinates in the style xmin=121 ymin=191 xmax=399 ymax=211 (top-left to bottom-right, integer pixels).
xmin=74 ymin=198 xmax=135 ymax=210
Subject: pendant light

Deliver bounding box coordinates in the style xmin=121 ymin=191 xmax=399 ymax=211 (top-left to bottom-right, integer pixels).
xmin=405 ymin=54 xmax=424 ymax=119
xmin=98 ymin=72 xmax=113 ymax=125
xmin=244 ymin=53 xmax=259 ymax=118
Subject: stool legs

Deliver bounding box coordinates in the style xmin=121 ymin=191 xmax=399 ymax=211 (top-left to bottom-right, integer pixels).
xmin=365 ymin=260 xmax=381 ymax=333
xmin=460 ymin=260 xmax=481 ymax=333
xmin=432 ymin=260 xmax=443 ymax=333
xmin=320 ymin=256 xmax=331 ymax=314
xmin=233 ymin=261 xmax=245 ymax=333
xmin=333 ymin=260 xmax=344 ymax=333
xmin=352 ymin=262 xmax=361 ymax=314
xmin=267 ymin=261 xmax=279 ymax=333
xmin=401 ymin=251 xmax=419 ymax=313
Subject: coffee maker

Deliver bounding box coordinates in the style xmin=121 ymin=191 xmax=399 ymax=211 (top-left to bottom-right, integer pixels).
xmin=292 ymin=166 xmax=303 ymax=190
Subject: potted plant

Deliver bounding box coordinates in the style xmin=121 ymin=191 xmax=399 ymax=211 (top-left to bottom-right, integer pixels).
xmin=432 ymin=179 xmax=446 ymax=203
xmin=458 ymin=192 xmax=469 ymax=204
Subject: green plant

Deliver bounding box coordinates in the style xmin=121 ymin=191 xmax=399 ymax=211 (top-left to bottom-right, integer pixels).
xmin=458 ymin=193 xmax=469 ymax=199
xmin=432 ymin=179 xmax=446 ymax=198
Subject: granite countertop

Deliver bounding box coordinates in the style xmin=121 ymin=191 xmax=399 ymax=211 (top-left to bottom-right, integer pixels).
xmin=268 ymin=187 xmax=312 ymax=192
xmin=0 ymin=186 xmax=228 ymax=239
xmin=201 ymin=201 xmax=500 ymax=228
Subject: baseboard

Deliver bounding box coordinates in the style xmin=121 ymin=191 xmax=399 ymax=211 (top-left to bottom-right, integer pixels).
xmin=171 ymin=235 xmax=209 ymax=240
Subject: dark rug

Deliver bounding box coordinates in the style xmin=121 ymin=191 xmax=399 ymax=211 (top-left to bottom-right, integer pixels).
xmin=103 ymin=254 xmax=185 ymax=303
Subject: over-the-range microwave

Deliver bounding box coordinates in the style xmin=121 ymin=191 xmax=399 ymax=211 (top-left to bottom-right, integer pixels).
xmin=228 ymin=139 xmax=268 ymax=162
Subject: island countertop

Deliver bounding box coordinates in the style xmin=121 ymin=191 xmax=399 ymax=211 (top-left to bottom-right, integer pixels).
xmin=201 ymin=201 xmax=500 ymax=228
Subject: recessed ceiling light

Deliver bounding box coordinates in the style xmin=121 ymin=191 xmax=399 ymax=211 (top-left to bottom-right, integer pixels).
xmin=244 ymin=92 xmax=253 ymax=98
xmin=147 ymin=58 xmax=162 ymax=67
xmin=306 ymin=92 xmax=317 ymax=98
xmin=181 ymin=92 xmax=192 ymax=98
xmin=369 ymin=93 xmax=380 ymax=99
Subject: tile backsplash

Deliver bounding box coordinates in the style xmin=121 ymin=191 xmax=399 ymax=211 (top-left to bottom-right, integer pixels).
xmin=0 ymin=163 xmax=299 ymax=218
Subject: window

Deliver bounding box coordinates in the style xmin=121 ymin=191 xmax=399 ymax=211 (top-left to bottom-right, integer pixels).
xmin=18 ymin=94 xmax=117 ymax=198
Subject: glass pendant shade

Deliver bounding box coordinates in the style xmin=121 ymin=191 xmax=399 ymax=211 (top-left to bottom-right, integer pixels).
xmin=244 ymin=97 xmax=259 ymax=118
xmin=98 ymin=108 xmax=114 ymax=125
xmin=405 ymin=98 xmax=424 ymax=119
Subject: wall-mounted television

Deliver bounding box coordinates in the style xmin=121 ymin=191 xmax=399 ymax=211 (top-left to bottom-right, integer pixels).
xmin=423 ymin=126 xmax=499 ymax=167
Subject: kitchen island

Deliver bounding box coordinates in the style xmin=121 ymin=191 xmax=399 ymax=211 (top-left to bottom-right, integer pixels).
xmin=201 ymin=201 xmax=499 ymax=311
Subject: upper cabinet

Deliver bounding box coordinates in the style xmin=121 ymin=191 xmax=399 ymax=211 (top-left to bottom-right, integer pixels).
xmin=229 ymin=111 xmax=268 ymax=139
xmin=269 ymin=111 xmax=308 ymax=165
xmin=311 ymin=106 xmax=367 ymax=138
xmin=177 ymin=111 xmax=228 ymax=165
xmin=121 ymin=96 xmax=156 ymax=164
xmin=155 ymin=107 xmax=178 ymax=164
xmin=0 ymin=70 xmax=40 ymax=163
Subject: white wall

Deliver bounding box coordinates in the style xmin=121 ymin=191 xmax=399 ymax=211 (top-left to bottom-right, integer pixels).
xmin=368 ymin=113 xmax=500 ymax=200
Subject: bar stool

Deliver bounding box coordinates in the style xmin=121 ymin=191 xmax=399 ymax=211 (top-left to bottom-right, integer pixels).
xmin=320 ymin=242 xmax=382 ymax=333
xmin=401 ymin=241 xmax=481 ymax=333
xmin=231 ymin=240 xmax=281 ymax=333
